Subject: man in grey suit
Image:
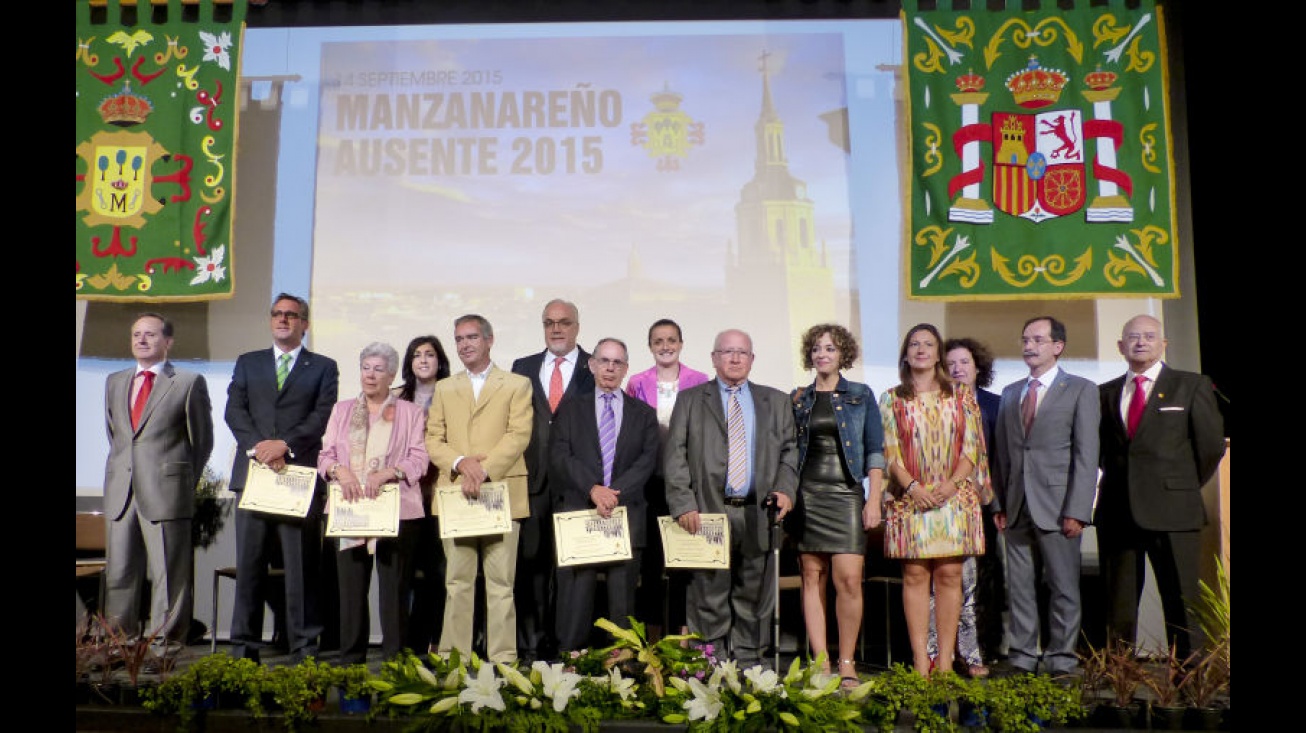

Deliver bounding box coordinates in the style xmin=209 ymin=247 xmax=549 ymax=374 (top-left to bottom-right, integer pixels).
xmin=992 ymin=315 xmax=1100 ymax=676
xmin=1095 ymin=314 xmax=1225 ymax=658
xmin=103 ymin=312 xmax=214 ymax=654
xmin=664 ymin=329 xmax=798 ymax=667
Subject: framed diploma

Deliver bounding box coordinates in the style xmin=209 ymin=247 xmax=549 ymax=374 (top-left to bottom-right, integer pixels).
xmin=658 ymin=513 xmax=731 ymax=569
xmin=435 ymin=481 xmax=513 ymax=539
xmin=553 ymin=507 xmax=633 ymax=567
xmin=237 ymin=461 xmax=317 ymax=517
xmin=325 ymin=483 xmax=401 ymax=537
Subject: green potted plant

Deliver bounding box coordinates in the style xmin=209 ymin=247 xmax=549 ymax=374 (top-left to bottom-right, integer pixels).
xmin=858 ymin=663 xmax=931 ymax=731
xmin=334 ymin=662 xmax=374 ymax=714
xmin=266 ymin=657 xmax=333 ymax=731
xmin=192 ymin=465 xmax=230 ymax=551
xmin=143 ymin=652 xmax=271 ymax=731
xmin=1188 ymin=553 xmax=1230 ymax=730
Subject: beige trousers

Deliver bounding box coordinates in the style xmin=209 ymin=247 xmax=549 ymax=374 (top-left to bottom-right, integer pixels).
xmin=437 ymin=521 xmax=521 ymax=663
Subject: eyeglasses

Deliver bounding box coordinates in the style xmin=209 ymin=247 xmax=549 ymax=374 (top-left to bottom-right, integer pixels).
xmin=1123 ymin=332 xmax=1160 ymax=344
xmin=1019 ymin=336 xmax=1057 ymax=346
xmin=270 ymin=310 xmax=303 ymax=320
xmin=543 ymin=319 xmax=576 ymax=329
xmin=713 ymin=349 xmax=753 ymax=358
xmin=593 ymin=358 xmax=628 ymax=369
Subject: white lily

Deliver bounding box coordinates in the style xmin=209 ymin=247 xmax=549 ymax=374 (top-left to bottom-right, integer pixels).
xmin=683 ymin=676 xmax=723 ymax=721
xmin=744 ymin=666 xmax=782 ymax=694
xmin=607 ymin=667 xmax=637 ymax=701
xmin=533 ymin=661 xmax=582 ymax=712
xmin=457 ymin=663 xmax=505 ymax=713
xmin=715 ymin=659 xmax=742 ymax=694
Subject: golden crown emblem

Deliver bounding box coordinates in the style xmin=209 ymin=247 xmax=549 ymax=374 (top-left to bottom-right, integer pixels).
xmin=98 ymin=83 xmax=153 ymax=127
xmin=1084 ymin=66 xmax=1118 ymax=91
xmin=955 ymin=69 xmax=985 ymax=93
xmin=1005 ymin=56 xmax=1068 ymax=109
xmin=650 ymin=83 xmax=684 ymax=113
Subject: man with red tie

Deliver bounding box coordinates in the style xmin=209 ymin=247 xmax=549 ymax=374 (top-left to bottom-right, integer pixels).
xmin=103 ymin=313 xmax=213 ymax=658
xmin=1094 ymin=314 xmax=1225 ymax=659
xmin=511 ymin=299 xmax=593 ymax=662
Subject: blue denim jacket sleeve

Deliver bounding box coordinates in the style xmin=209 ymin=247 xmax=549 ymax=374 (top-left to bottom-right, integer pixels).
xmin=792 ymin=377 xmax=885 ymax=480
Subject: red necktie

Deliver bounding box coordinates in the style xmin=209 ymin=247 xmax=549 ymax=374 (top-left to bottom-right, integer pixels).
xmin=1126 ymin=374 xmax=1148 ymax=439
xmin=548 ymin=356 xmax=565 ymax=413
xmin=1020 ymin=378 xmax=1040 ymax=435
xmin=131 ymin=371 xmax=155 ymax=430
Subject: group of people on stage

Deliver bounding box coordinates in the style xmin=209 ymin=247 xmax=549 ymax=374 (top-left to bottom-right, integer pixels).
xmin=100 ymin=295 xmax=1225 ymax=684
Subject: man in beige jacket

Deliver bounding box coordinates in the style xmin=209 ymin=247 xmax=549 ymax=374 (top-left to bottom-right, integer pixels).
xmin=426 ymin=314 xmax=533 ymax=663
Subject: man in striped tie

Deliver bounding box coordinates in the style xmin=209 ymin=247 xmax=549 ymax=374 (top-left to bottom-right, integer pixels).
xmin=548 ymin=338 xmax=659 ymax=653
xmin=664 ymin=329 xmax=798 ymax=669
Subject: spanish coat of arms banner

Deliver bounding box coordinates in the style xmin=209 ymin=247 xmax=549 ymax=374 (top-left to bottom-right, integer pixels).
xmin=902 ymin=0 xmax=1179 ymax=301
xmin=76 ymin=0 xmax=247 ymax=302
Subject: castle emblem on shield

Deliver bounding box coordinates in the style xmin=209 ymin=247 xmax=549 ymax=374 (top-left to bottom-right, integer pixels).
xmin=947 ymin=57 xmax=1132 ymax=225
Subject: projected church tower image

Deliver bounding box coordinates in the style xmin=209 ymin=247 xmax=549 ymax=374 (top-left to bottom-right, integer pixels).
xmin=727 ymin=52 xmax=838 ymax=384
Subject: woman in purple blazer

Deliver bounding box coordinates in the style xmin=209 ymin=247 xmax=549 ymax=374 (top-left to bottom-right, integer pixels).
xmin=318 ymin=341 xmax=430 ymax=665
xmin=624 ymin=318 xmax=710 ymax=635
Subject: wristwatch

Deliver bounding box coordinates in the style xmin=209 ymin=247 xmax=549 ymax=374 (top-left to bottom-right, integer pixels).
xmin=392 ymin=466 xmax=407 ymax=481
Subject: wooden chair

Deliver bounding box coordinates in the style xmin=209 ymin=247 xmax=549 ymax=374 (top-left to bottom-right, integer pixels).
xmin=76 ymin=512 xmax=109 ymax=616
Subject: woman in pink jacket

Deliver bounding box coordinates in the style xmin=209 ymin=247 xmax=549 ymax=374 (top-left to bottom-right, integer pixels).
xmin=318 ymin=341 xmax=430 ymax=664
xmin=624 ymin=318 xmax=709 ymax=636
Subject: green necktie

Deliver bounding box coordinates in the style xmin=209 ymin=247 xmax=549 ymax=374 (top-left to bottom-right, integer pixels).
xmin=276 ymin=353 xmax=291 ymax=390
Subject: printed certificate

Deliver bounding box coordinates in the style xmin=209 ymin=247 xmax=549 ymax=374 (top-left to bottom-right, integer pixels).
xmin=237 ymin=461 xmax=317 ymax=517
xmin=325 ymin=483 xmax=401 ymax=537
xmin=659 ymin=513 xmax=731 ymax=569
xmin=553 ymin=507 xmax=633 ymax=567
xmin=435 ymin=481 xmax=513 ymax=539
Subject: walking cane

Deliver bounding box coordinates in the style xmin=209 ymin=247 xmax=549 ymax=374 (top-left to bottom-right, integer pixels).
xmin=765 ymin=494 xmax=782 ymax=671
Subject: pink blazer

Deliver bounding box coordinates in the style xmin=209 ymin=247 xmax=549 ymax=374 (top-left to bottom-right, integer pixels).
xmin=625 ymin=363 xmax=711 ymax=409
xmin=318 ymin=398 xmax=430 ymax=520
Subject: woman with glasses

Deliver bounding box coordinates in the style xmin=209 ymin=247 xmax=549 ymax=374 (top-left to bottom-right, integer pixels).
xmin=789 ymin=323 xmax=885 ymax=688
xmin=878 ymin=323 xmax=991 ymax=677
xmin=625 ymin=318 xmax=710 ymax=636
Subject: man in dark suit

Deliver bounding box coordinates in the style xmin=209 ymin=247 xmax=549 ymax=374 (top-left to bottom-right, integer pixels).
xmin=1095 ymin=314 xmax=1225 ymax=659
xmin=103 ymin=312 xmax=213 ymax=654
xmin=664 ymin=329 xmax=798 ymax=668
xmin=225 ymin=293 xmax=339 ymax=663
xmin=511 ymin=298 xmax=593 ymax=662
xmin=992 ymin=316 xmax=1099 ymax=677
xmin=549 ymin=338 xmax=660 ymax=652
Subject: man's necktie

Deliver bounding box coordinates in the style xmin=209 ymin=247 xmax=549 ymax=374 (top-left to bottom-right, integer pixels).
xmin=1021 ymin=378 xmax=1040 ymax=435
xmin=276 ymin=352 xmax=292 ymax=390
xmin=1126 ymin=374 xmax=1148 ymax=439
xmin=131 ymin=371 xmax=155 ymax=430
xmin=726 ymin=387 xmax=747 ymax=496
xmin=548 ymin=355 xmax=565 ymax=413
xmin=599 ymin=392 xmax=617 ymax=486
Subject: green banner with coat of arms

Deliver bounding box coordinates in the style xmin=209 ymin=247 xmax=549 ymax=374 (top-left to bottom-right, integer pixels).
xmin=76 ymin=0 xmax=246 ymax=302
xmin=903 ymin=0 xmax=1178 ymax=301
